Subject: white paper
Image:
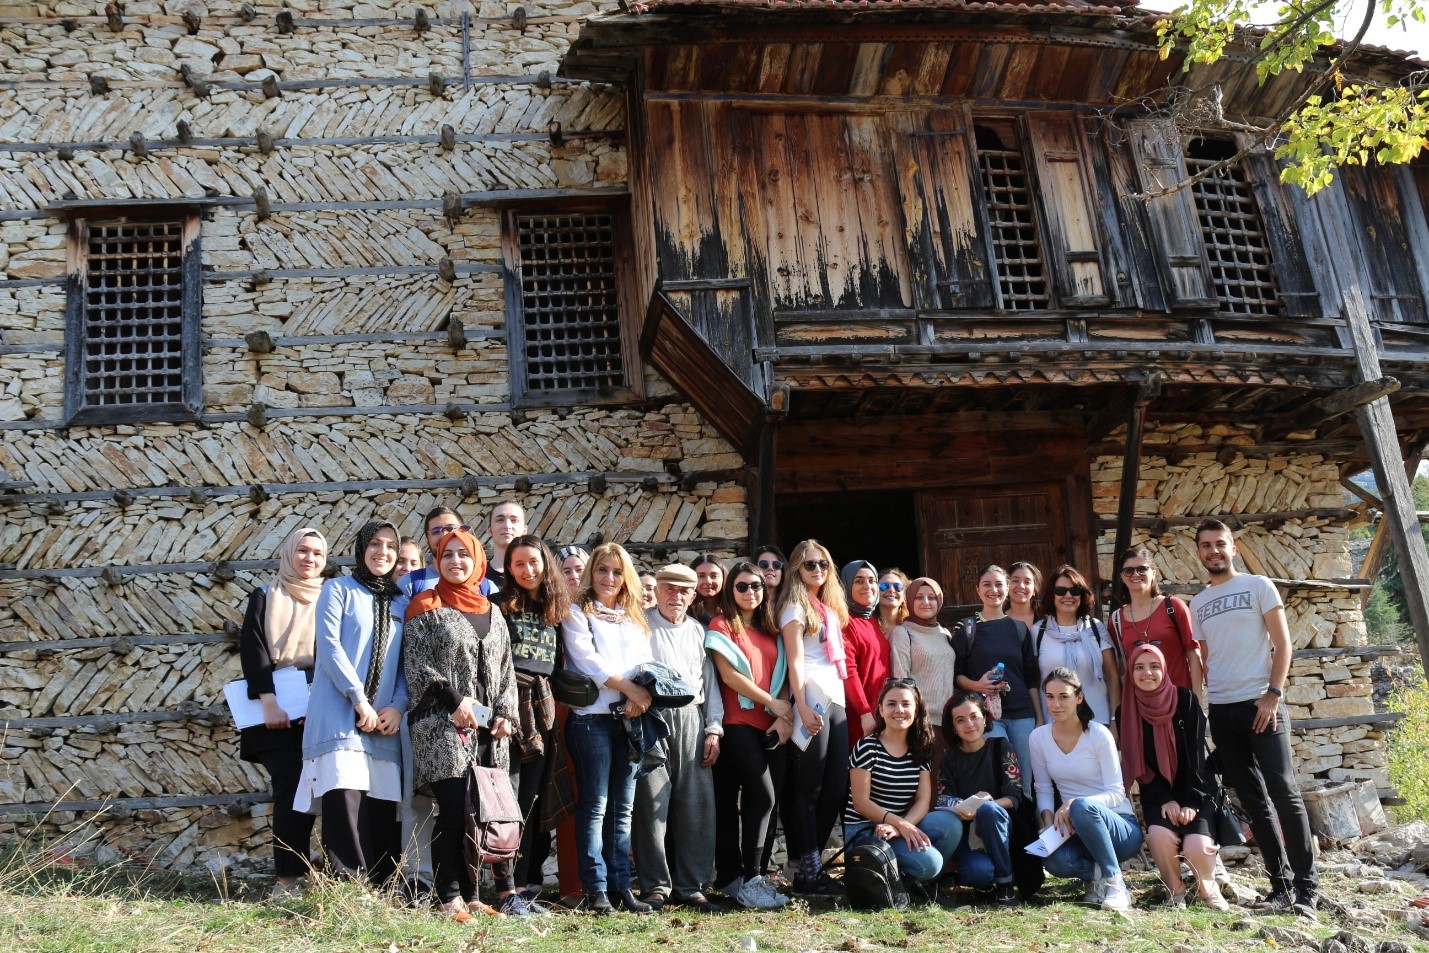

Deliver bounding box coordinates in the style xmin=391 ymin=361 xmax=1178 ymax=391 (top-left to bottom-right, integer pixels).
xmin=791 ymin=681 xmax=828 ymax=751
xmin=223 ymin=666 xmax=310 ymax=729
xmin=1024 ymin=823 xmax=1072 ymax=858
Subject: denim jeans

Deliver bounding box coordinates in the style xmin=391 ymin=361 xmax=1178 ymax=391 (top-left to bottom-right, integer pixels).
xmin=987 ymin=716 xmax=1037 ymax=797
xmin=845 ymin=810 xmax=962 ymax=883
xmin=1209 ymin=699 xmax=1318 ymax=899
xmin=1042 ymin=800 xmax=1143 ymax=883
xmin=951 ymin=801 xmax=1015 ymax=888
xmin=566 ymin=712 xmax=639 ymax=893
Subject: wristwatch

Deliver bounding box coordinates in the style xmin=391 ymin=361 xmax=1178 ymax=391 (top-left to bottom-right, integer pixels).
xmin=1265 ymin=686 xmax=1283 ymax=698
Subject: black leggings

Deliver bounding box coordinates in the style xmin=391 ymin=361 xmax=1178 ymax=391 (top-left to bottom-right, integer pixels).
xmin=713 ymin=724 xmax=787 ymax=884
xmin=509 ymin=725 xmax=552 ymax=888
xmin=430 ymin=776 xmax=516 ymax=904
xmin=783 ymin=702 xmax=849 ymax=858
xmin=256 ymin=749 xmax=316 ymax=878
xmin=320 ymin=789 xmax=399 ymax=886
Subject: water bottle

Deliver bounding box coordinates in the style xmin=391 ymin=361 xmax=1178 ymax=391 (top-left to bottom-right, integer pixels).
xmin=985 ymin=662 xmax=1006 ymax=720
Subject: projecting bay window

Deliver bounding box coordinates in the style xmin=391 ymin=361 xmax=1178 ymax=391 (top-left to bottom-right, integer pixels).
xmin=502 ymin=204 xmax=641 ymax=407
xmin=63 ymin=211 xmax=203 ymax=425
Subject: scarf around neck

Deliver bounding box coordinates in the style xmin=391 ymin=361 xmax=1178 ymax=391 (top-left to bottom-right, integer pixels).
xmin=351 ymin=519 xmax=400 ymax=705
xmin=1119 ymin=643 xmax=1180 ymax=788
xmin=1045 ymin=616 xmax=1104 ymax=684
xmin=404 ymin=528 xmax=490 ymax=621
xmin=265 ymin=526 xmax=327 ymax=670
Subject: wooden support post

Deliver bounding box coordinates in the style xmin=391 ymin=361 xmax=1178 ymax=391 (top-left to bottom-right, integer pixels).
xmin=1313 ymin=181 xmax=1429 ymax=671
xmin=1111 ymin=372 xmax=1162 ymax=612
xmin=750 ymin=383 xmax=788 ymax=548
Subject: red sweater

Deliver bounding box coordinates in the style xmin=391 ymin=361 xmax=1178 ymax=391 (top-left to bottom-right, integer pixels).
xmin=842 ymin=615 xmax=892 ymax=747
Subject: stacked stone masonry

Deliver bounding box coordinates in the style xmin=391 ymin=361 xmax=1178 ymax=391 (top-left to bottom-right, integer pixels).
xmin=1093 ymin=422 xmax=1390 ymax=790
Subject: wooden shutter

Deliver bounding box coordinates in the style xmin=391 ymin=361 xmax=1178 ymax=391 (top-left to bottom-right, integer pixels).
xmin=1341 ymin=164 xmax=1429 ymax=324
xmin=1126 ymin=119 xmax=1217 ymax=308
xmin=1026 ymin=113 xmax=1110 ymax=306
xmin=889 ymin=109 xmax=995 ymax=310
xmin=1242 ymin=153 xmax=1323 ymax=319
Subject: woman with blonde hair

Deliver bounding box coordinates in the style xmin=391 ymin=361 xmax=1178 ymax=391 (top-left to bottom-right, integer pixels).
xmin=560 ymin=542 xmax=655 ymax=914
xmin=776 ymin=539 xmax=851 ymax=896
xmin=876 ymin=568 xmax=910 ymax=636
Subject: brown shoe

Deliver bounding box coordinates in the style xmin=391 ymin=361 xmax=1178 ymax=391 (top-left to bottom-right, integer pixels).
xmin=437 ymin=899 xmax=473 ymax=922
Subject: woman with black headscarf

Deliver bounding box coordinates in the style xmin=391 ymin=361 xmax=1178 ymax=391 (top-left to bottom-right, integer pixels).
xmin=295 ymin=519 xmax=408 ymax=886
xmin=839 ymin=559 xmax=889 ymax=749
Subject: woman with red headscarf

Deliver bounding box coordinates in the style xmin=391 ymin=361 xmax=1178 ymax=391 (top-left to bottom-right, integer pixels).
xmin=1119 ymin=644 xmax=1226 ymax=911
xmin=403 ymin=528 xmax=520 ymax=920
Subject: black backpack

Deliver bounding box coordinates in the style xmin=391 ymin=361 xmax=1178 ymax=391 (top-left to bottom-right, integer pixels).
xmin=844 ymin=829 xmax=908 ymax=910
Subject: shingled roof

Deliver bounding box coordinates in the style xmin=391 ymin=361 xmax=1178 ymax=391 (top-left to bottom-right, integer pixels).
xmin=628 ymin=0 xmax=1134 ymax=13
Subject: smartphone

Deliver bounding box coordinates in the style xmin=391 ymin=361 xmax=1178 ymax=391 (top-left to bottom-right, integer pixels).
xmin=470 ymin=703 xmax=492 ymax=728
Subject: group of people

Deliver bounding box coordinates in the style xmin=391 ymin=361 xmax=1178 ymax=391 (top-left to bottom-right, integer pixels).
xmin=238 ymin=502 xmax=1321 ymax=920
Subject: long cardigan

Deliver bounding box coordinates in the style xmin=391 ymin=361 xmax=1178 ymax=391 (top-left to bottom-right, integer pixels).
xmin=238 ymin=586 xmax=308 ymax=763
xmin=301 ymin=575 xmax=407 ymax=767
xmin=403 ymin=604 xmax=519 ymax=791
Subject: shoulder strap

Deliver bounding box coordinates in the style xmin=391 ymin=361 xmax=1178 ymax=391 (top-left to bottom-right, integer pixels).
xmin=1110 ymin=606 xmax=1122 ymax=642
xmin=1163 ymin=596 xmax=1187 ymax=644
xmin=1035 ymin=617 xmax=1049 ymax=656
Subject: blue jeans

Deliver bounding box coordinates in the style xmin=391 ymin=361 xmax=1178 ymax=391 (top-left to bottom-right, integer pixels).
xmin=566 ymin=713 xmax=639 ymax=893
xmin=1042 ymin=800 xmax=1143 ymax=883
xmin=951 ymin=802 xmax=1015 ymax=888
xmin=845 ymin=810 xmax=962 ymax=883
xmin=987 ymin=717 xmax=1037 ymax=797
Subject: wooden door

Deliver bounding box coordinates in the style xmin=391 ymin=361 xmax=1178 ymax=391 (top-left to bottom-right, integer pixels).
xmin=917 ymin=483 xmax=1069 ymax=608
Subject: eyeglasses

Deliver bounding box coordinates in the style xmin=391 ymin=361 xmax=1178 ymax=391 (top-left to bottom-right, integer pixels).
xmin=1120 ymin=566 xmax=1152 ymax=577
xmin=733 ymin=580 xmax=764 ymax=593
xmin=803 ymin=559 xmax=830 ymax=572
xmin=429 ymin=524 xmax=471 ymax=537
xmin=878 ymin=581 xmax=904 ymax=592
xmin=883 ymin=677 xmax=917 ymax=689
xmin=1052 ymin=585 xmax=1087 ymax=597
xmin=757 ymin=559 xmax=784 ymax=571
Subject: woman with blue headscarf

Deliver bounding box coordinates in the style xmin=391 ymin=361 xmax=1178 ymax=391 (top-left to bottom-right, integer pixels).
xmin=839 ymin=559 xmax=890 ymax=749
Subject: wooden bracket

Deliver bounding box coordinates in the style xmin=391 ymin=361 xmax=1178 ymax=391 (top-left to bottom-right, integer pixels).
xmin=1264 ymin=376 xmax=1401 ymax=440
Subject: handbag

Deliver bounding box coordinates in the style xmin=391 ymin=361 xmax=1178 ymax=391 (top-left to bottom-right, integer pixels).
xmin=1204 ymin=749 xmax=1247 ymax=847
xmin=464 ymin=745 xmax=524 ymax=872
xmin=551 ymin=667 xmax=600 ymax=708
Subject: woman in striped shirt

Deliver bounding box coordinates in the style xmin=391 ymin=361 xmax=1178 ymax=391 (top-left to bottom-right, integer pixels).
xmin=843 ymin=680 xmax=961 ymax=888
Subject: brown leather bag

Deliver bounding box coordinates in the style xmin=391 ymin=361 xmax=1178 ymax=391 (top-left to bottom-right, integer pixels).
xmin=464 ymin=749 xmax=524 ymax=872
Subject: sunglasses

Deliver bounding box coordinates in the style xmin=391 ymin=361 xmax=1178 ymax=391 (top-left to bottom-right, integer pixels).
xmin=429 ymin=524 xmax=472 ymax=537
xmin=1052 ymin=585 xmax=1087 ymax=597
xmin=878 ymin=581 xmax=904 ymax=592
xmin=803 ymin=559 xmax=831 ymax=572
xmin=883 ymin=677 xmax=917 ymax=689
xmin=733 ymin=580 xmax=764 ymax=593
xmin=1120 ymin=566 xmax=1152 ymax=577
xmin=1132 ymin=639 xmax=1162 ymax=647
xmin=757 ymin=559 xmax=784 ymax=571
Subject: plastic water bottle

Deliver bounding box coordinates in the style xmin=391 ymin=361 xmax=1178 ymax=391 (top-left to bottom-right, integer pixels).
xmin=986 ymin=662 xmax=1006 ymax=720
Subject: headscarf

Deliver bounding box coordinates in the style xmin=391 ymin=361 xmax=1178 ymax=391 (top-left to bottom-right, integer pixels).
xmin=1119 ymin=643 xmax=1180 ymax=788
xmin=840 ymin=560 xmax=878 ymax=620
xmin=904 ymin=577 xmax=944 ymax=624
xmin=404 ymin=528 xmax=490 ymax=621
xmin=351 ymin=520 xmax=401 ymax=705
xmin=264 ymin=527 xmax=328 ymax=670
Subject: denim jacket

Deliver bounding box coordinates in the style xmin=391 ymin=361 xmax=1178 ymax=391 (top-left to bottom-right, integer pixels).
xmin=614 ymin=661 xmax=694 ymax=777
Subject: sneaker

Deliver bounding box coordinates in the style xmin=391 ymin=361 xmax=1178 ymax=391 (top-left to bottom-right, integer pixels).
xmin=1199 ymin=887 xmax=1230 ymax=911
xmin=1159 ymin=891 xmax=1187 ymax=910
xmin=497 ymin=893 xmax=532 ymax=918
xmin=792 ymin=870 xmax=844 ymax=897
xmin=518 ymin=889 xmax=552 ymax=916
xmin=270 ymin=879 xmax=303 ymax=900
xmin=1100 ymin=874 xmax=1133 ymax=912
xmin=1212 ymin=854 xmax=1231 ymax=885
xmin=1082 ymin=878 xmax=1107 ymax=905
xmin=1255 ymin=889 xmax=1294 ymax=913
xmin=737 ymin=875 xmax=788 ymax=910
xmin=1292 ymin=892 xmax=1319 ymax=921
xmin=992 ymin=883 xmax=1021 ymax=907
xmin=716 ymin=877 xmax=744 ymax=900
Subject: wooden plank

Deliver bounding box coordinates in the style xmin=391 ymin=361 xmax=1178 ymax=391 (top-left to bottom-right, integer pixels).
xmin=1290 ymin=712 xmax=1405 ymax=731
xmin=0 ymin=792 xmax=272 ymax=818
xmin=1125 ymin=118 xmax=1218 ymax=308
xmin=1292 ymin=645 xmax=1403 ymax=660
xmin=1025 ymin=112 xmax=1110 ymax=305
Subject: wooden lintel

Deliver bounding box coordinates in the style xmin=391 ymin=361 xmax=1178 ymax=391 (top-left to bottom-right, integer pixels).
xmin=461 ymin=187 xmax=629 ymax=209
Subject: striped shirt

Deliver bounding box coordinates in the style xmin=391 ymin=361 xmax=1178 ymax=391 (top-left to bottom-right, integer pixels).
xmin=844 ymin=734 xmax=929 ymax=824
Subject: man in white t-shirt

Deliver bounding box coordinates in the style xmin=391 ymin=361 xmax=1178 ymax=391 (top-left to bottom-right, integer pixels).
xmin=1190 ymin=518 xmax=1318 ymax=918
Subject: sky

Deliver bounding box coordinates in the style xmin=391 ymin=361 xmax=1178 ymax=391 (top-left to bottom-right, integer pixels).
xmin=1325 ymin=0 xmax=1426 ymax=56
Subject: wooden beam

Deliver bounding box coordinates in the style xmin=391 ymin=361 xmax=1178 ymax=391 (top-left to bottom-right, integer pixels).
xmin=0 ymin=792 xmax=272 ymax=818
xmin=1094 ymin=505 xmax=1363 ymax=532
xmin=1290 ymin=711 xmax=1405 ymax=731
xmin=1112 ymin=373 xmax=1163 ymax=612
xmin=1312 ymin=180 xmax=1429 ymax=676
xmin=1291 ymin=644 xmax=1403 ymax=660
xmin=1262 ymin=376 xmax=1401 ymax=439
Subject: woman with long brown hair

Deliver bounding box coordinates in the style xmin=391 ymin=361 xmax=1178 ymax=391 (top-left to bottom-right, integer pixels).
xmin=776 ymin=539 xmax=850 ymax=896
xmin=1035 ymin=565 xmax=1120 ymax=728
xmin=1112 ymin=547 xmax=1203 ymax=702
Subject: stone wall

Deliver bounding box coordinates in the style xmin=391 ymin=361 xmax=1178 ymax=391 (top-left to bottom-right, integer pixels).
xmin=0 ymin=1 xmax=754 ymax=873
xmin=1092 ymin=422 xmax=1390 ymax=790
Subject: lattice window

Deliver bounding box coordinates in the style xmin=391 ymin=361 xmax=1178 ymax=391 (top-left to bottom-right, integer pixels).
xmin=975 ymin=123 xmax=1050 ymax=311
xmin=65 ymin=214 xmax=201 ymax=424
xmin=506 ymin=208 xmax=634 ymax=404
xmin=1185 ymin=139 xmax=1280 ymax=316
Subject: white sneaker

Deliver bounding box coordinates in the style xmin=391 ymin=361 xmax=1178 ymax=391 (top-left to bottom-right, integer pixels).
xmin=1100 ymin=874 xmax=1133 ymax=912
xmin=1082 ymin=865 xmax=1105 ymax=904
xmin=737 ymin=875 xmax=788 ymax=910
xmin=717 ymin=876 xmax=744 ymax=899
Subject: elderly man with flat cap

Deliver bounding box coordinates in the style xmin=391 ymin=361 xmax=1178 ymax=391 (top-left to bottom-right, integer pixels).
xmin=631 ymin=562 xmax=725 ymax=912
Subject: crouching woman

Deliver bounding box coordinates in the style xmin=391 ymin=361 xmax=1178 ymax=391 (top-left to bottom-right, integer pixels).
xmin=843 ymin=680 xmax=960 ymax=892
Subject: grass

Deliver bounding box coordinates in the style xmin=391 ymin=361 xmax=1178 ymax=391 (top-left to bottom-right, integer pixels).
xmin=1389 ymin=666 xmax=1429 ymax=825
xmin=2 ymin=857 xmax=1428 ymax=953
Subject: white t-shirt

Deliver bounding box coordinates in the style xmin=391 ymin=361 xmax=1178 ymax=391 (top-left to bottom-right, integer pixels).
xmin=1028 ymin=721 xmax=1129 ymax=817
xmin=779 ymin=601 xmax=847 ymax=710
xmin=1190 ymin=573 xmax=1284 ymax=705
